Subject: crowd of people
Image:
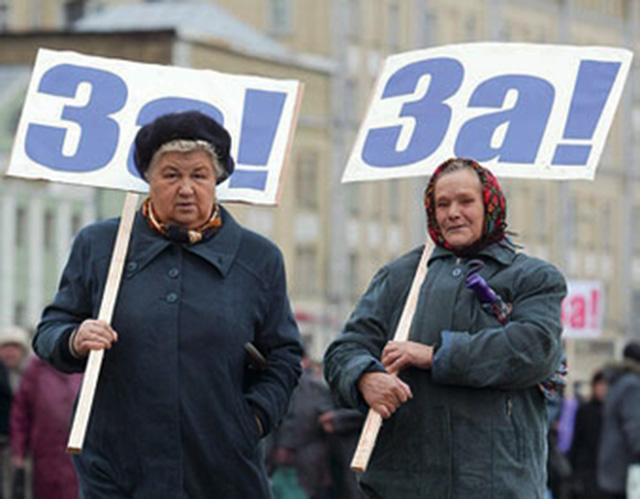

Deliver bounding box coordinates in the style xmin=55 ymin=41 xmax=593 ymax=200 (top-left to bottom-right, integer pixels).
xmin=547 ymin=342 xmax=640 ymax=499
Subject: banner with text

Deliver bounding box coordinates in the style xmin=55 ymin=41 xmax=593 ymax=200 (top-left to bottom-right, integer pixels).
xmin=7 ymin=49 xmax=303 ymax=205
xmin=343 ymin=43 xmax=632 ymax=183
xmin=561 ymin=280 xmax=604 ymax=339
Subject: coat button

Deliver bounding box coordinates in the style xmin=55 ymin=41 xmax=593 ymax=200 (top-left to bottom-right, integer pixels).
xmin=168 ymin=268 xmax=180 ymax=278
xmin=166 ymin=292 xmax=178 ymax=303
xmin=126 ymin=261 xmax=138 ymax=272
xmin=452 ymin=268 xmax=462 ymax=277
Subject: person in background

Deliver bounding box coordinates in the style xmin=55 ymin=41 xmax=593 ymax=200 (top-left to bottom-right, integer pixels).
xmin=325 ymin=157 xmax=567 ymax=498
xmin=569 ymin=369 xmax=608 ymax=499
xmin=0 ymin=326 xmax=30 ymax=392
xmin=318 ymin=408 xmax=366 ymax=499
xmin=10 ymin=355 xmax=82 ymax=499
xmin=598 ymin=341 xmax=640 ymax=499
xmin=269 ymin=354 xmax=334 ymax=499
xmin=0 ymin=325 xmax=29 ymax=499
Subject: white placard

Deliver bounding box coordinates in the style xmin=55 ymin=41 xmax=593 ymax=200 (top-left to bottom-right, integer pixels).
xmin=7 ymin=49 xmax=303 ymax=205
xmin=343 ymin=43 xmax=632 ymax=183
xmin=561 ymin=280 xmax=604 ymax=338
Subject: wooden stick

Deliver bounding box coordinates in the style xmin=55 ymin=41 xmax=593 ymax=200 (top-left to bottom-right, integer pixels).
xmin=350 ymin=240 xmax=434 ymax=472
xmin=67 ymin=192 xmax=139 ymax=454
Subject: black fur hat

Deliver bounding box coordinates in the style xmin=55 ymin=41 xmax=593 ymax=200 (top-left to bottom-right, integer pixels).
xmin=133 ymin=110 xmax=235 ymax=183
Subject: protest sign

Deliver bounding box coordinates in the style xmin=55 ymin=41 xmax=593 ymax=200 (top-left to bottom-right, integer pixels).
xmin=8 ymin=49 xmax=302 ymax=204
xmin=343 ymin=43 xmax=632 ymax=183
xmin=562 ymin=280 xmax=604 ymax=338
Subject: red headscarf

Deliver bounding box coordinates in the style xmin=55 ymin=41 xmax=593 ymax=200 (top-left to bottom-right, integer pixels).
xmin=423 ymin=158 xmax=507 ymax=254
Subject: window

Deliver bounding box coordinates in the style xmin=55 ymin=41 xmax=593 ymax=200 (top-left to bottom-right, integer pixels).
xmin=294 ymin=246 xmax=317 ymax=297
xmin=388 ymin=181 xmax=401 ymax=222
xmin=64 ymin=0 xmax=86 ymax=26
xmin=0 ymin=1 xmax=8 ymax=32
xmin=347 ymin=0 xmax=360 ymax=41
xmin=348 ymin=251 xmax=360 ymax=300
xmin=345 ymin=77 xmax=358 ymax=123
xmin=44 ymin=209 xmax=55 ymax=250
xmin=295 ymin=151 xmax=319 ymax=210
xmin=15 ymin=206 xmax=26 ymax=247
xmin=71 ymin=212 xmax=83 ymax=237
xmin=14 ymin=302 xmax=25 ymax=328
xmin=269 ymin=0 xmax=292 ymax=35
xmin=387 ymin=1 xmax=400 ymax=51
xmin=348 ymin=183 xmax=361 ymax=216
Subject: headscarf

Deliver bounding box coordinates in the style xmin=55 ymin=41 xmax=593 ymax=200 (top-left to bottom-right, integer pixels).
xmin=423 ymin=158 xmax=507 ymax=255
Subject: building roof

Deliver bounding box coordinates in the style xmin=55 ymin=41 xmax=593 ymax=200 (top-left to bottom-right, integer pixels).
xmin=75 ymin=2 xmax=332 ymax=71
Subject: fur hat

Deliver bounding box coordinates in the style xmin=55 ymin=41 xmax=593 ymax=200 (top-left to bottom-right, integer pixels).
xmin=0 ymin=325 xmax=29 ymax=351
xmin=133 ymin=110 xmax=235 ymax=183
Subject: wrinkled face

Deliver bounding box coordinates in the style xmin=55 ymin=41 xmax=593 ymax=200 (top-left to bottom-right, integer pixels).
xmin=434 ymin=169 xmax=485 ymax=250
xmin=148 ymin=150 xmax=217 ymax=229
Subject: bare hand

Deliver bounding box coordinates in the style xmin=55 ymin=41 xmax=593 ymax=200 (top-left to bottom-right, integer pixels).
xmin=381 ymin=341 xmax=433 ymax=374
xmin=72 ymin=319 xmax=118 ymax=357
xmin=357 ymin=372 xmax=412 ymax=419
xmin=11 ymin=456 xmax=24 ymax=469
xmin=318 ymin=411 xmax=335 ymax=433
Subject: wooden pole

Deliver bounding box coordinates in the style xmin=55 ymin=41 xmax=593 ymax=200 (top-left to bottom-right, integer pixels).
xmin=350 ymin=240 xmax=433 ymax=472
xmin=67 ymin=192 xmax=139 ymax=454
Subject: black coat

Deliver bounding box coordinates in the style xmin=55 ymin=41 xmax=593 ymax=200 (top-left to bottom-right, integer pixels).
xmin=34 ymin=208 xmax=302 ymax=498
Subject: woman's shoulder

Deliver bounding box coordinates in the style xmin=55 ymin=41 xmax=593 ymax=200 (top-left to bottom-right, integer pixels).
xmin=377 ymin=245 xmax=425 ymax=286
xmin=510 ymin=251 xmax=567 ymax=289
xmin=71 ymin=218 xmax=121 ymax=261
xmin=76 ymin=217 xmax=120 ymax=241
xmin=236 ymin=225 xmax=282 ymax=260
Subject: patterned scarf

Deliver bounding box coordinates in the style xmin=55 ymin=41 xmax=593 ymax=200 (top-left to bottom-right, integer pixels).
xmin=141 ymin=197 xmax=222 ymax=244
xmin=424 ymin=158 xmax=507 ymax=255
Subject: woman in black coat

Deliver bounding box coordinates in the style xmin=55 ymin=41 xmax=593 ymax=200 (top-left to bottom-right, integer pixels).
xmin=33 ymin=111 xmax=303 ymax=498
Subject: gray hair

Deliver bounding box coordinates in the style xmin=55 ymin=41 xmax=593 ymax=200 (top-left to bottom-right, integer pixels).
xmin=146 ymin=139 xmax=224 ymax=179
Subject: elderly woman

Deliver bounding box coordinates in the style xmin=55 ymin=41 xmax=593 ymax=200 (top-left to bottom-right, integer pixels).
xmin=33 ymin=110 xmax=302 ymax=498
xmin=324 ymin=158 xmax=567 ymax=498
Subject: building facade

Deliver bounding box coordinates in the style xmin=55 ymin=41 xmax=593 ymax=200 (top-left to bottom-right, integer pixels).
xmin=0 ymin=0 xmax=638 ymax=381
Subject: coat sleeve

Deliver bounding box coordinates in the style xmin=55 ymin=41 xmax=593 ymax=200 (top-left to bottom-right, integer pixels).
xmin=431 ymin=258 xmax=566 ymax=390
xmin=9 ymin=358 xmax=37 ymax=459
xmin=620 ymin=378 xmax=640 ymax=458
xmin=32 ymin=231 xmax=92 ymax=374
xmin=244 ymin=251 xmax=303 ymax=435
xmin=323 ymin=268 xmax=394 ymax=411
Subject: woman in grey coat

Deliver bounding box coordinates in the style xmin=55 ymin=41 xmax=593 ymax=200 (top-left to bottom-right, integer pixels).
xmin=33 ymin=111 xmax=302 ymax=498
xmin=325 ymin=158 xmax=567 ymax=498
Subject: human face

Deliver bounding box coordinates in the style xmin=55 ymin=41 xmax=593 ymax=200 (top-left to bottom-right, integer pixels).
xmin=434 ymin=169 xmax=485 ymax=251
xmin=147 ymin=150 xmax=217 ymax=229
xmin=0 ymin=344 xmax=26 ymax=370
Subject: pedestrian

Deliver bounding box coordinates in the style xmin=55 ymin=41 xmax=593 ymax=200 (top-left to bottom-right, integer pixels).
xmin=597 ymin=341 xmax=640 ymax=499
xmin=569 ymin=369 xmax=608 ymax=499
xmin=10 ymin=356 xmax=82 ymax=499
xmin=0 ymin=325 xmax=30 ymax=499
xmin=33 ymin=110 xmax=303 ymax=498
xmin=319 ymin=408 xmax=366 ymax=499
xmin=0 ymin=326 xmax=30 ymax=391
xmin=270 ymin=354 xmax=334 ymax=499
xmin=325 ymin=157 xmax=567 ymax=498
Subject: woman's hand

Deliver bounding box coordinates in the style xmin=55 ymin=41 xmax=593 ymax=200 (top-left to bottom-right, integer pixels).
xmin=357 ymin=372 xmax=412 ymax=419
xmin=381 ymin=341 xmax=434 ymax=374
xmin=71 ymin=319 xmax=118 ymax=357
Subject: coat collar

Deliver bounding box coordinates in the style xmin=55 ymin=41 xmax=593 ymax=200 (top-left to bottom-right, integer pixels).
xmin=126 ymin=205 xmax=241 ymax=278
xmin=428 ymin=239 xmax=517 ymax=266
